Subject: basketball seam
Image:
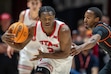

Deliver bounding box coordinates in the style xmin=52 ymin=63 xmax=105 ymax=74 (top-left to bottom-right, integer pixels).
xmin=13 ymin=22 xmax=21 ymax=42
xmin=16 ymin=24 xmax=25 ymax=43
xmin=13 ymin=22 xmax=20 ymax=34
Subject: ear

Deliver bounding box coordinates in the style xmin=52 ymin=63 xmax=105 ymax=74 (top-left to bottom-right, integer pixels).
xmin=95 ymin=17 xmax=99 ymax=22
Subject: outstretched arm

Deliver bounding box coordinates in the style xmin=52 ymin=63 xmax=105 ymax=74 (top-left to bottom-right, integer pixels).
xmin=70 ymin=34 xmax=101 ymax=56
xmin=80 ymin=34 xmax=101 ymax=50
xmin=6 ymin=10 xmax=27 ymax=58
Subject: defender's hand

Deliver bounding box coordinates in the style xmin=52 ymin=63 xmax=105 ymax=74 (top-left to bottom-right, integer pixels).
xmin=70 ymin=45 xmax=82 ymax=56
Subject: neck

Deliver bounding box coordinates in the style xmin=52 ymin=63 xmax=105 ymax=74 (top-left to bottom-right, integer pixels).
xmin=29 ymin=11 xmax=39 ymax=20
xmin=42 ymin=23 xmax=55 ymax=36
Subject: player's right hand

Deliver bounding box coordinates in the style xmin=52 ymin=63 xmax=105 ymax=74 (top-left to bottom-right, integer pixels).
xmin=2 ymin=32 xmax=15 ymax=44
xmin=7 ymin=46 xmax=14 ymax=58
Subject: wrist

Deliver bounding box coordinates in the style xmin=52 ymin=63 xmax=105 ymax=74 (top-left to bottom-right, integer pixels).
xmin=78 ymin=45 xmax=83 ymax=51
xmin=41 ymin=53 xmax=46 ymax=58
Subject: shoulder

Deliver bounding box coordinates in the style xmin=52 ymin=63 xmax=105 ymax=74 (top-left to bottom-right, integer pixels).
xmin=19 ymin=9 xmax=29 ymax=22
xmin=19 ymin=10 xmax=26 ymax=17
xmin=55 ymin=20 xmax=70 ymax=33
xmin=93 ymin=24 xmax=108 ymax=32
xmin=93 ymin=25 xmax=107 ymax=34
xmin=59 ymin=24 xmax=70 ymax=34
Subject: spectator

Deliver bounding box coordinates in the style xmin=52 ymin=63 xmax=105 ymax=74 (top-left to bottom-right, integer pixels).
xmin=0 ymin=13 xmax=18 ymax=74
xmin=101 ymin=15 xmax=110 ymax=25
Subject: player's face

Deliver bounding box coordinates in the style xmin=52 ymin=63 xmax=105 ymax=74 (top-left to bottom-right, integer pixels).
xmin=40 ymin=12 xmax=55 ymax=28
xmin=84 ymin=10 xmax=97 ymax=28
xmin=27 ymin=0 xmax=41 ymax=11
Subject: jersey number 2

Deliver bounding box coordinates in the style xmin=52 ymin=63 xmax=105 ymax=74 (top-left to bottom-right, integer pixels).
xmin=47 ymin=47 xmax=54 ymax=53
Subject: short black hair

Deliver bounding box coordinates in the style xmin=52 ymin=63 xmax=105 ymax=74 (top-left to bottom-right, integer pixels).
xmin=88 ymin=7 xmax=103 ymax=20
xmin=27 ymin=0 xmax=42 ymax=2
xmin=39 ymin=6 xmax=56 ymax=17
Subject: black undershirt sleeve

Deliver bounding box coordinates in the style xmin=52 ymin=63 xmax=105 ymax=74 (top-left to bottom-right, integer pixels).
xmin=92 ymin=26 xmax=108 ymax=39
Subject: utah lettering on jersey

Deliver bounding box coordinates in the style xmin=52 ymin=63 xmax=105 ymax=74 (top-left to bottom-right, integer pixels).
xmin=40 ymin=40 xmax=58 ymax=47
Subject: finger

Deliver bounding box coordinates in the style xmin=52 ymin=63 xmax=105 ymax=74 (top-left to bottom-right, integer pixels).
xmin=5 ymin=33 xmax=15 ymax=37
xmin=70 ymin=50 xmax=78 ymax=56
xmin=70 ymin=51 xmax=77 ymax=56
xmin=5 ymin=39 xmax=14 ymax=43
xmin=70 ymin=49 xmax=76 ymax=53
xmin=72 ymin=43 xmax=77 ymax=46
xmin=38 ymin=49 xmax=42 ymax=54
xmin=11 ymin=49 xmax=14 ymax=55
xmin=30 ymin=58 xmax=38 ymax=61
xmin=7 ymin=51 xmax=12 ymax=58
xmin=38 ymin=49 xmax=42 ymax=52
xmin=7 ymin=46 xmax=14 ymax=58
xmin=7 ymin=49 xmax=12 ymax=58
xmin=34 ymin=55 xmax=38 ymax=56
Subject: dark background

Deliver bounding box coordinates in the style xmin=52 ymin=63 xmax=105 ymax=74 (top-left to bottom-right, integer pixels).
xmin=0 ymin=0 xmax=111 ymax=31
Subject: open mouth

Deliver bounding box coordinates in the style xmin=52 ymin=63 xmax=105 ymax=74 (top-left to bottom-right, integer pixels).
xmin=84 ymin=23 xmax=89 ymax=29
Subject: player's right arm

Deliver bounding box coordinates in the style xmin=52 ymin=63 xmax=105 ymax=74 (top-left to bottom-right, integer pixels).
xmin=6 ymin=10 xmax=26 ymax=58
xmin=70 ymin=34 xmax=101 ymax=56
xmin=70 ymin=26 xmax=104 ymax=56
xmin=2 ymin=26 xmax=34 ymax=51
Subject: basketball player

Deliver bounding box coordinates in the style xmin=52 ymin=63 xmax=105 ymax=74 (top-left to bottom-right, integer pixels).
xmin=6 ymin=0 xmax=42 ymax=74
xmin=70 ymin=7 xmax=111 ymax=74
xmin=2 ymin=6 xmax=73 ymax=74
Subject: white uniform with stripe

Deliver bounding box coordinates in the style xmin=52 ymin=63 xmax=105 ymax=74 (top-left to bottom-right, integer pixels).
xmin=36 ymin=20 xmax=73 ymax=74
xmin=18 ymin=9 xmax=40 ymax=73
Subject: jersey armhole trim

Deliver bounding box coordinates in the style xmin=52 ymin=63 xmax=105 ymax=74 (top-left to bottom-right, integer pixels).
xmin=58 ymin=24 xmax=64 ymax=41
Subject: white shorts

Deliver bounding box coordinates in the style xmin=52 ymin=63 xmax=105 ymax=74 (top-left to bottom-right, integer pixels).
xmin=18 ymin=49 xmax=38 ymax=73
xmin=37 ymin=56 xmax=73 ymax=74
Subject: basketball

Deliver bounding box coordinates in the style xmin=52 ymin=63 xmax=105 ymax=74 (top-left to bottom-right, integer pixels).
xmin=8 ymin=22 xmax=29 ymax=43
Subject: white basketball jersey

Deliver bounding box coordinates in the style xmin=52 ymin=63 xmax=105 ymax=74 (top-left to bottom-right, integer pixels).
xmin=36 ymin=20 xmax=73 ymax=74
xmin=21 ymin=9 xmax=40 ymax=55
xmin=23 ymin=9 xmax=36 ymax=26
xmin=36 ymin=20 xmax=64 ymax=53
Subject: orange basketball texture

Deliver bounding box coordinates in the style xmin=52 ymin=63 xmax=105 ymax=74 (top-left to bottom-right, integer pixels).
xmin=8 ymin=22 xmax=29 ymax=43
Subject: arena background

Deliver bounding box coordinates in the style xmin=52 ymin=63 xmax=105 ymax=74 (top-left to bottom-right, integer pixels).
xmin=0 ymin=0 xmax=111 ymax=30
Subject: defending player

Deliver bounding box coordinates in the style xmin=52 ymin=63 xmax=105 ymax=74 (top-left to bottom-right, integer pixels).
xmin=71 ymin=7 xmax=111 ymax=74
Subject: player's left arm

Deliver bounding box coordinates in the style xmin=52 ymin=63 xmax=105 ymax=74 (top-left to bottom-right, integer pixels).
xmin=70 ymin=34 xmax=101 ymax=56
xmin=33 ymin=24 xmax=72 ymax=59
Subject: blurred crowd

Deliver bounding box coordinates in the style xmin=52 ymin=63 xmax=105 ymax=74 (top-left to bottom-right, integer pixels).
xmin=0 ymin=13 xmax=19 ymax=74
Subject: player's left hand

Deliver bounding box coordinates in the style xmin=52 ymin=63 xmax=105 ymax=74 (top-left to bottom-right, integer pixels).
xmin=30 ymin=49 xmax=44 ymax=61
